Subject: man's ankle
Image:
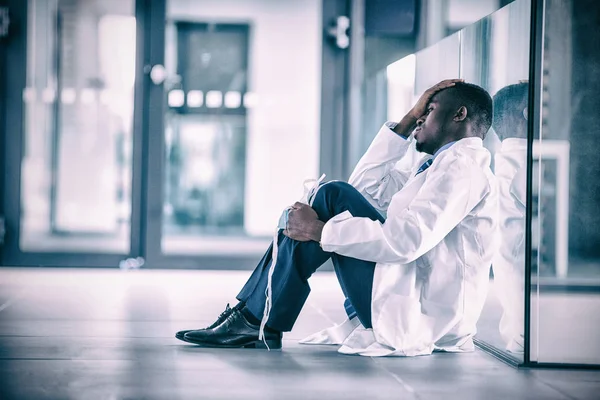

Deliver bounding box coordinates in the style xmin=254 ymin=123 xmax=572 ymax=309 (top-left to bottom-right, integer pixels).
xmin=240 ymin=306 xmax=262 ymax=326
xmin=240 ymin=306 xmax=280 ymax=333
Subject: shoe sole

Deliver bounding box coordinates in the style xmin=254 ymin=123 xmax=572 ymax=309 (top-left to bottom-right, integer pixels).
xmin=184 ymin=337 xmax=282 ymax=350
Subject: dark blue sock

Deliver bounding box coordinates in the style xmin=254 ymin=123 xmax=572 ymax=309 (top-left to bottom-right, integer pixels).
xmin=344 ymin=298 xmax=357 ymax=320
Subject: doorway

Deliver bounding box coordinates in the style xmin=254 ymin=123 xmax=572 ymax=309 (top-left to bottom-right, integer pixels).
xmin=1 ymin=0 xmax=343 ymax=268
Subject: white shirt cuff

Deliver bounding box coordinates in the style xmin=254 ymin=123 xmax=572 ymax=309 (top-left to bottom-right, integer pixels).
xmin=384 ymin=121 xmax=409 ymax=140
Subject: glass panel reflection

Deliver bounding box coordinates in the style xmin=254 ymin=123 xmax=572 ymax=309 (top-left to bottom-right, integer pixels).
xmin=415 ymin=33 xmax=460 ymax=94
xmin=461 ymin=0 xmax=531 ymax=361
xmin=383 ymin=0 xmax=600 ymax=367
xmin=20 ymin=0 xmax=135 ymax=253
xmin=531 ymin=0 xmax=600 ymax=365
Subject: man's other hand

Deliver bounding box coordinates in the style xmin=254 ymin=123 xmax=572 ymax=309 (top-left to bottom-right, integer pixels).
xmin=283 ymin=202 xmax=325 ymax=242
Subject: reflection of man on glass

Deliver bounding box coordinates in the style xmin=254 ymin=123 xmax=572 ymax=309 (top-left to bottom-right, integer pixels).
xmin=176 ymin=80 xmax=499 ymax=357
xmin=492 ymin=82 xmax=528 ymax=353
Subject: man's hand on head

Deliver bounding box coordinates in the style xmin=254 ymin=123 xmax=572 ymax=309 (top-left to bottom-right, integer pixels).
xmin=410 ymin=79 xmax=464 ymax=119
xmin=391 ymin=79 xmax=463 ymax=138
xmin=283 ymin=202 xmax=325 ymax=243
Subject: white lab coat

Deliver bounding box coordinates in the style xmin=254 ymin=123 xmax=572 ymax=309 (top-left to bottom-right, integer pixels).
xmin=492 ymin=138 xmax=527 ymax=353
xmin=301 ymin=124 xmax=499 ymax=356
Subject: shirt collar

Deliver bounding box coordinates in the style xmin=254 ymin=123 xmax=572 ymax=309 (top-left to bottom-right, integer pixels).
xmin=432 ymin=141 xmax=457 ymax=160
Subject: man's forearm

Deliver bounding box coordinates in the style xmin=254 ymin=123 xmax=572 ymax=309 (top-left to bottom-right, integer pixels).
xmin=392 ymin=113 xmax=418 ymax=138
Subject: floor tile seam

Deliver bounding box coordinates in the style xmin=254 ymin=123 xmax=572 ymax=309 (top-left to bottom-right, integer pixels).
xmin=0 ymin=319 xmax=199 ymax=322
xmin=305 ymin=297 xmax=426 ymax=394
xmin=0 ymin=334 xmax=181 ymax=338
xmin=0 ymin=358 xmax=185 ymax=363
xmin=0 ymin=335 xmax=306 ymax=341
xmin=306 ymin=299 xmax=337 ymax=325
xmin=0 ymin=289 xmax=30 ymax=321
xmin=368 ymin=356 xmax=422 ymax=400
xmin=0 ymin=294 xmax=24 ymax=314
xmin=530 ymin=376 xmax=580 ymax=400
xmin=0 ymin=357 xmax=81 ymax=361
xmin=306 ymin=297 xmax=423 ymax=398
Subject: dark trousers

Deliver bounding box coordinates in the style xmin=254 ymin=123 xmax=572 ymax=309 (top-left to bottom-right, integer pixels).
xmin=236 ymin=181 xmax=385 ymax=332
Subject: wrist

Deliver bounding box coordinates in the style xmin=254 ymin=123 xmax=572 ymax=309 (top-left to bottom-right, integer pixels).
xmin=309 ymin=220 xmax=325 ymax=242
xmin=403 ymin=112 xmax=419 ymax=124
xmin=391 ymin=114 xmax=417 ymax=138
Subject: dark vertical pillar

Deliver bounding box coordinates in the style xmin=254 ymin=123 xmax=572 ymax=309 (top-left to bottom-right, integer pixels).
xmin=319 ymin=0 xmax=351 ymax=182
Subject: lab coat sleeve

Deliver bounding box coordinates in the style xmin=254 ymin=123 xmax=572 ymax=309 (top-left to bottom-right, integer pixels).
xmin=348 ymin=124 xmax=414 ymax=213
xmin=321 ymin=153 xmax=491 ymax=264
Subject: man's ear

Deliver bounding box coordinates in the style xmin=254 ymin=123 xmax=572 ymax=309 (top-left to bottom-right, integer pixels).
xmin=454 ymin=106 xmax=468 ymax=122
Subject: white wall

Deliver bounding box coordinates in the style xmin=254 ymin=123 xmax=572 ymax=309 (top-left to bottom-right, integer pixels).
xmin=168 ymin=0 xmax=322 ymax=236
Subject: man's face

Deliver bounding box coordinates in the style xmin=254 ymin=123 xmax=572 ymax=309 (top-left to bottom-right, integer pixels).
xmin=414 ymin=91 xmax=456 ymax=154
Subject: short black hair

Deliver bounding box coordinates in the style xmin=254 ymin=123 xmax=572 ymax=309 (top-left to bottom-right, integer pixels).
xmin=444 ymin=82 xmax=494 ymax=139
xmin=492 ymin=83 xmax=528 ymax=140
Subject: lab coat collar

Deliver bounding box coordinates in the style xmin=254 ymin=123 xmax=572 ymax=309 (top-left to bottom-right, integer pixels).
xmin=424 ymin=137 xmax=484 ymax=164
xmin=435 ymin=137 xmax=489 ymax=168
xmin=432 ymin=141 xmax=457 ymax=160
xmin=452 ymin=137 xmax=485 ymax=150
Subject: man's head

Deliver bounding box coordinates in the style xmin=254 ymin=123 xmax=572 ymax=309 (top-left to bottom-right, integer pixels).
xmin=492 ymin=82 xmax=528 ymax=140
xmin=414 ymin=82 xmax=493 ymax=154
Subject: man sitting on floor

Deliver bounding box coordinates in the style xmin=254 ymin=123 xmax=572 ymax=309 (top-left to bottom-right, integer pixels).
xmin=176 ymin=79 xmax=498 ymax=357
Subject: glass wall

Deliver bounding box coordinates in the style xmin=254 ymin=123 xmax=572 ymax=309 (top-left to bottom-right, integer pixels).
xmin=415 ymin=33 xmax=461 ymax=93
xmin=530 ymin=0 xmax=600 ymax=365
xmin=20 ymin=0 xmax=136 ymax=253
xmin=385 ymin=0 xmax=532 ymax=363
xmin=417 ymin=0 xmax=515 ymax=51
xmin=461 ymin=0 xmax=531 ymax=362
xmin=384 ymin=0 xmax=600 ymax=366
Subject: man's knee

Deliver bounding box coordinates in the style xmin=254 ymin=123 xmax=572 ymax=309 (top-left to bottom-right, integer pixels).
xmin=311 ymin=181 xmax=356 ymax=206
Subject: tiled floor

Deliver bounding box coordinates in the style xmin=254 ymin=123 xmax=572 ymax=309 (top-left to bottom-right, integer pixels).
xmin=0 ymin=268 xmax=599 ymax=399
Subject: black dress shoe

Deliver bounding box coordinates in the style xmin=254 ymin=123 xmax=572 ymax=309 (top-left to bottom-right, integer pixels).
xmin=183 ymin=309 xmax=282 ymax=349
xmin=175 ymin=303 xmax=238 ymax=343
